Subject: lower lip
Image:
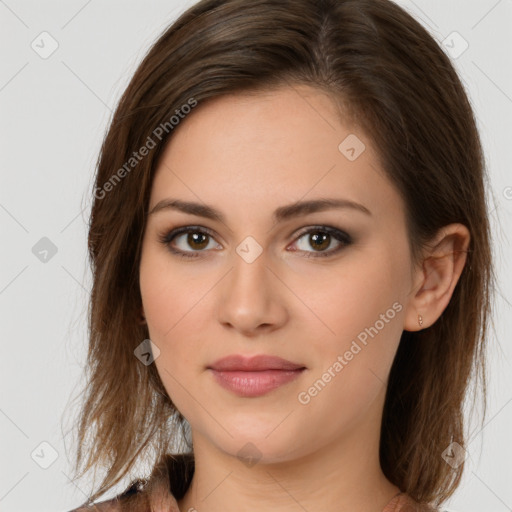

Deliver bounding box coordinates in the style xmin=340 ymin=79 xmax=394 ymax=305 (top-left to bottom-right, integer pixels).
xmin=209 ymin=369 xmax=305 ymax=397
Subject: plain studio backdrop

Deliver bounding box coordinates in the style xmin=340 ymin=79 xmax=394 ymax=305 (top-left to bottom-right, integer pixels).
xmin=1 ymin=1 xmax=511 ymax=511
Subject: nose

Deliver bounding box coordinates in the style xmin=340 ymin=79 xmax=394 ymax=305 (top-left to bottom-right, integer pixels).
xmin=216 ymin=248 xmax=289 ymax=337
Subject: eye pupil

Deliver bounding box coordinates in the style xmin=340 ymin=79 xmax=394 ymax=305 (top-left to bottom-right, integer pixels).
xmin=310 ymin=232 xmax=330 ymax=251
xmin=188 ymin=232 xmax=209 ymax=249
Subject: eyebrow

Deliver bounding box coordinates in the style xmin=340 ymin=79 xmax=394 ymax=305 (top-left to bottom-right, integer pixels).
xmin=148 ymin=197 xmax=371 ymax=223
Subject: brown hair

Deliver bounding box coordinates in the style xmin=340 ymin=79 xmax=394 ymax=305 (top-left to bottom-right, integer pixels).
xmin=67 ymin=0 xmax=495 ymax=508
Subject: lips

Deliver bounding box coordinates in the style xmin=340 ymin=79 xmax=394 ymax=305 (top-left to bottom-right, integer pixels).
xmin=207 ymin=354 xmax=306 ymax=397
xmin=208 ymin=354 xmax=305 ymax=372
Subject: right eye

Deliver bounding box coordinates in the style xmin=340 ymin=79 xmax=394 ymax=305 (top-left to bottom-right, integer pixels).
xmin=158 ymin=226 xmax=222 ymax=258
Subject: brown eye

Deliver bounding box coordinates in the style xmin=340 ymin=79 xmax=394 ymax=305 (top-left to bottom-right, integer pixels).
xmin=291 ymin=226 xmax=352 ymax=258
xmin=308 ymin=232 xmax=331 ymax=251
xmin=159 ymin=226 xmax=221 ymax=258
xmin=185 ymin=232 xmax=210 ymax=250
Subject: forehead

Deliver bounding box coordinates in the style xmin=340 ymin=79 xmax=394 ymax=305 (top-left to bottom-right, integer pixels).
xmin=159 ymin=85 xmax=354 ymax=172
xmin=149 ymin=85 xmax=402 ymax=224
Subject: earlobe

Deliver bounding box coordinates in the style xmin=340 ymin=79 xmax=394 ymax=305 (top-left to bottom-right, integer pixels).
xmin=403 ymin=224 xmax=470 ymax=332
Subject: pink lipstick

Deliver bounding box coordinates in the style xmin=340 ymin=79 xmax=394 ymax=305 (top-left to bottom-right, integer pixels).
xmin=207 ymin=354 xmax=306 ymax=397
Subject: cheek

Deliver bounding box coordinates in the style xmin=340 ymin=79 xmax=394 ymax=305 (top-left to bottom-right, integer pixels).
xmin=295 ymin=247 xmax=404 ymax=340
xmin=297 ymin=240 xmax=408 ymax=387
xmin=139 ymin=245 xmax=202 ymax=338
xmin=294 ymin=266 xmax=405 ymax=436
xmin=139 ymin=248 xmax=213 ymax=400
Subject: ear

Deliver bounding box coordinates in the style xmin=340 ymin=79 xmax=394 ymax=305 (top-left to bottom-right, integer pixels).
xmin=403 ymin=223 xmax=470 ymax=332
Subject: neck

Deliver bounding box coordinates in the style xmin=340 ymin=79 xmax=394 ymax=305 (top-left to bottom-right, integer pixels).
xmin=177 ymin=390 xmax=400 ymax=512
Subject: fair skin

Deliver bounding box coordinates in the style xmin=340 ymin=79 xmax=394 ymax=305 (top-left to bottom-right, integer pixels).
xmin=139 ymin=85 xmax=470 ymax=512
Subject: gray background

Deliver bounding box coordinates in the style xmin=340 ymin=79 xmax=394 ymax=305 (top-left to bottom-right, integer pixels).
xmin=1 ymin=1 xmax=511 ymax=511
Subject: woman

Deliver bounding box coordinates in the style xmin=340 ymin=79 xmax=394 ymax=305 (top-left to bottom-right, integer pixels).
xmin=68 ymin=0 xmax=494 ymax=510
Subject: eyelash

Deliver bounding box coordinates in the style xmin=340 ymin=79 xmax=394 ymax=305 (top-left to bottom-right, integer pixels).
xmin=158 ymin=225 xmax=353 ymax=260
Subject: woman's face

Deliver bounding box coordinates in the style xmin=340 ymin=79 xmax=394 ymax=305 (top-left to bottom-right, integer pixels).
xmin=139 ymin=85 xmax=417 ymax=462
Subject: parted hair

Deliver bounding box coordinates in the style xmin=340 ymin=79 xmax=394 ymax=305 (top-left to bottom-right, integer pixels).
xmin=68 ymin=0 xmax=495 ymax=509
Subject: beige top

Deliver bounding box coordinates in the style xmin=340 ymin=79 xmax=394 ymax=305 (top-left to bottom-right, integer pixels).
xmin=382 ymin=492 xmax=438 ymax=511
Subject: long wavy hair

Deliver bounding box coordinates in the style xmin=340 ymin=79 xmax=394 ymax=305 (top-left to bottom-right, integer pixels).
xmin=66 ymin=0 xmax=495 ymax=509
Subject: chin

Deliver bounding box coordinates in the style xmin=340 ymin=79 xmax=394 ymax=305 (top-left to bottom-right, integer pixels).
xmin=205 ymin=424 xmax=308 ymax=466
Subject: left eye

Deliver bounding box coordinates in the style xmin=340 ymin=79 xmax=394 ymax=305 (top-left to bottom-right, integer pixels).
xmin=290 ymin=226 xmax=352 ymax=257
xmin=159 ymin=225 xmax=352 ymax=259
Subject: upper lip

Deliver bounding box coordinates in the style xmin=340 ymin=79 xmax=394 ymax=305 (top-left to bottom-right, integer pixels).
xmin=208 ymin=354 xmax=305 ymax=371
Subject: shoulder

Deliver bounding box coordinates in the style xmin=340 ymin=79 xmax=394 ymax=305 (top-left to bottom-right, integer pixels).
xmin=67 ymin=453 xmax=193 ymax=512
xmin=384 ymin=492 xmax=439 ymax=512
xmin=67 ymin=479 xmax=145 ymax=512
xmin=67 ymin=497 xmax=121 ymax=512
xmin=400 ymin=499 xmax=440 ymax=512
